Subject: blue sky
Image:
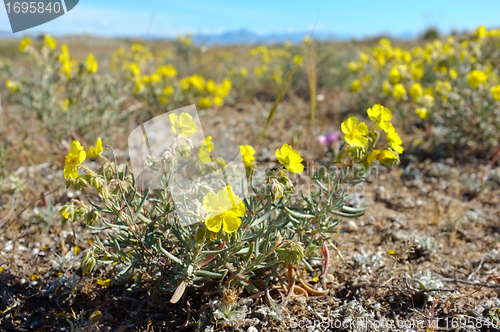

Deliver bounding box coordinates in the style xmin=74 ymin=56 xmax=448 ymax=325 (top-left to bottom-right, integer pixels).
xmin=1 ymin=0 xmax=499 ymax=38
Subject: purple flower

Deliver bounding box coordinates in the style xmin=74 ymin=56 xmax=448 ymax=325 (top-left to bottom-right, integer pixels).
xmin=318 ymin=131 xmax=340 ymax=146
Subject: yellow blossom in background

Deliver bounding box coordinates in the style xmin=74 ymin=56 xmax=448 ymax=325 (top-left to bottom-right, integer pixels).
xmin=203 ymin=185 xmax=245 ymax=233
xmin=163 ymin=85 xmax=173 ymax=96
xmin=59 ymin=45 xmax=72 ymax=79
xmin=449 ymin=67 xmax=458 ymax=79
xmin=86 ymin=53 xmax=98 ymax=73
xmin=392 ymin=83 xmax=406 ymax=100
xmin=239 ymin=145 xmax=256 ymax=168
xmin=467 ymin=69 xmax=488 ymax=88
xmin=240 ymin=68 xmax=248 ymax=76
xmin=410 ymin=62 xmax=424 ymax=81
xmin=348 ymin=61 xmax=363 ymax=73
xmin=181 ymin=74 xmax=204 ymax=91
xmin=255 ymin=65 xmax=267 ymax=76
xmin=64 ymin=141 xmax=86 ymax=179
xmin=212 ymin=95 xmax=223 ymax=106
xmin=389 ymin=67 xmax=400 ymax=84
xmin=473 ymin=25 xmax=488 ymax=39
xmin=416 ymin=108 xmax=429 ymax=119
xmin=44 ymin=34 xmax=57 ymax=50
xmin=293 ymin=55 xmax=303 ymax=64
xmin=19 ymin=37 xmax=31 ymax=52
xmin=276 ymin=144 xmax=304 ymax=174
xmin=409 ymin=83 xmax=422 ymax=101
xmin=386 ymin=126 xmax=404 ymax=154
xmin=199 ymin=97 xmax=211 ymax=109
xmin=341 ymin=116 xmax=369 ymax=147
xmin=351 ymin=79 xmax=362 ymax=92
xmin=156 ymin=65 xmax=177 ymax=77
xmin=87 ymin=138 xmax=103 ymax=158
xmin=367 ymin=104 xmax=392 ymax=132
xmin=169 ymin=112 xmax=198 ymax=137
xmin=359 ymin=52 xmax=369 ymax=63
xmin=383 ymin=80 xmax=391 ymax=94
xmin=5 ymin=80 xmax=18 ymax=92
xmin=62 ymin=98 xmax=70 ymax=111
xmin=436 ymin=80 xmax=452 ymax=94
xmin=206 ymin=80 xmax=217 ymax=93
xmin=491 ymin=85 xmax=500 ymax=100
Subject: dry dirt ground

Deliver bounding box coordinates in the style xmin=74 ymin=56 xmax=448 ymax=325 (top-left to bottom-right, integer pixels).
xmin=1 ymin=100 xmax=500 ymax=331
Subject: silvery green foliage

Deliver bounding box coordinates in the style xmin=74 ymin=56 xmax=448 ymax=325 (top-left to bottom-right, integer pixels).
xmin=413 ymin=234 xmax=440 ymax=257
xmin=353 ymin=249 xmax=385 ymax=271
xmin=406 ymin=269 xmax=448 ymax=301
xmin=63 ymin=151 xmax=370 ymax=302
xmin=333 ymin=299 xmax=374 ymax=332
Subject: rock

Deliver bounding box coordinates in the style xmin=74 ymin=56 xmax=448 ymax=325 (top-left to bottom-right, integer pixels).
xmin=324 ymin=274 xmax=335 ymax=284
xmin=343 ymin=220 xmax=358 ymax=233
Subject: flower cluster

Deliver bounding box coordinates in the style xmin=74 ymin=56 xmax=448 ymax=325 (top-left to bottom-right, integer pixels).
xmin=346 ymin=25 xmax=500 ymax=156
xmin=337 ymin=104 xmax=403 ymax=166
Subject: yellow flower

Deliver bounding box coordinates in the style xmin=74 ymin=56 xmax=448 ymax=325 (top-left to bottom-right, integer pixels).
xmin=293 ymin=56 xmax=303 ymax=64
xmin=44 ymin=34 xmax=57 ymax=50
xmin=62 ymin=98 xmax=70 ymax=111
xmin=276 ymin=144 xmax=304 ymax=174
xmin=383 ymin=80 xmax=392 ymax=94
xmin=449 ymin=67 xmax=458 ymax=79
xmin=367 ymin=104 xmax=392 ymax=132
xmin=348 ymin=61 xmax=363 ymax=73
xmin=351 ymin=80 xmax=362 ymax=92
xmin=159 ymin=96 xmax=168 ymax=104
xmin=409 ymin=83 xmax=422 ymax=101
xmin=410 ymin=63 xmax=424 ymax=81
xmin=359 ymin=52 xmax=369 ymax=63
xmin=240 ymin=68 xmax=248 ymax=76
xmin=61 ymin=209 xmax=69 ymax=219
xmin=198 ymin=136 xmax=215 ymax=164
xmin=491 ymin=85 xmax=500 ymax=100
xmin=200 ymin=97 xmax=211 ymax=109
xmin=156 ymin=65 xmax=177 ymax=77
xmin=19 ymin=37 xmax=31 ymax=52
xmin=163 ymin=85 xmax=173 ymax=96
xmin=367 ymin=149 xmax=397 ymax=165
xmin=203 ymin=185 xmax=245 ymax=233
xmin=169 ymin=112 xmax=198 ymax=137
xmin=436 ymin=80 xmax=452 ymax=94
xmin=341 ymin=117 xmax=369 ymax=147
xmin=239 ymin=145 xmax=256 ymax=168
xmin=389 ymin=67 xmax=400 ymax=84
xmin=87 ymin=138 xmax=103 ymax=158
xmin=97 ymin=279 xmax=111 ymax=287
xmin=86 ymin=53 xmax=98 ymax=73
xmin=467 ymin=70 xmax=488 ymax=88
xmin=392 ymin=83 xmax=406 ymax=100
xmin=212 ymin=96 xmax=223 ymax=106
xmin=206 ymin=80 xmax=217 ymax=93
xmin=416 ymin=108 xmax=428 ymax=119
xmin=386 ymin=126 xmax=404 ymax=154
xmin=5 ymin=80 xmax=18 ymax=92
xmin=473 ymin=25 xmax=488 ymax=39
xmin=64 ymin=141 xmax=86 ymax=179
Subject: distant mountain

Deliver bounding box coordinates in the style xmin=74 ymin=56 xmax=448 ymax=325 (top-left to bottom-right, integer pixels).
xmin=191 ymin=29 xmax=352 ymax=45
